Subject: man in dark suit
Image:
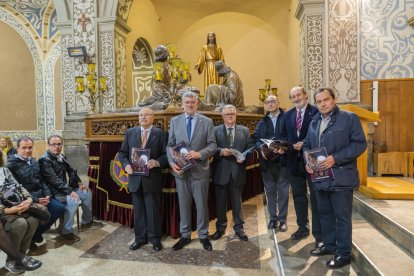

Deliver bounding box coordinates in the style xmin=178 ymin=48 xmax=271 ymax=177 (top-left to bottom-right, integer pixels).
xmin=253 ymin=95 xmax=290 ymax=232
xmin=282 ymin=87 xmax=323 ymax=246
xmin=119 ymin=107 xmax=168 ymax=251
xmin=304 ymin=87 xmax=367 ymax=269
xmin=211 ymin=105 xmax=252 ymax=241
xmin=167 ymin=91 xmax=217 ymax=251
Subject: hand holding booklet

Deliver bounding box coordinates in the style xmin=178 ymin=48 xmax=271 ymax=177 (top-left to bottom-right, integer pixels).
xmin=228 ymin=147 xmax=255 ymax=162
xmin=130 ymin=147 xmax=150 ymax=176
xmin=260 ymin=139 xmax=290 ymax=160
xmin=169 ymin=142 xmax=196 ymax=171
xmin=304 ymin=147 xmax=335 ymax=182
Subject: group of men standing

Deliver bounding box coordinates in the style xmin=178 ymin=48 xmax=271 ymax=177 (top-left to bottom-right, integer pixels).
xmin=120 ymin=87 xmax=366 ymax=270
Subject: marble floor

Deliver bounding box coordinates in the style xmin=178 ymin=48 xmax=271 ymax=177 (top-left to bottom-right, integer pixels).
xmin=0 ymin=195 xmax=281 ymax=276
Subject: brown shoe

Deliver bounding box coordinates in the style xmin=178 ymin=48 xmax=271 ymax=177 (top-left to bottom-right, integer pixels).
xmin=58 ymin=233 xmax=81 ymax=242
xmin=80 ymin=220 xmax=103 ymax=231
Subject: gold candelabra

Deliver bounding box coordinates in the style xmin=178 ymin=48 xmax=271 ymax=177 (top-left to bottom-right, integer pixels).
xmin=153 ymin=44 xmax=191 ymax=111
xmin=259 ymin=79 xmax=278 ymax=105
xmin=75 ymin=62 xmax=107 ymax=113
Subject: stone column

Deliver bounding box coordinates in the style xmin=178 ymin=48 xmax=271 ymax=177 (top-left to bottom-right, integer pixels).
xmin=295 ymin=0 xmax=326 ymax=99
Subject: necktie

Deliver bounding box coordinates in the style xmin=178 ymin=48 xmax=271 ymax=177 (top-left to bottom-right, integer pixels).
xmin=141 ymin=129 xmax=147 ymax=148
xmin=296 ymin=110 xmax=302 ymax=136
xmin=186 ymin=117 xmax=193 ymax=140
xmin=228 ymin=127 xmax=233 ymax=147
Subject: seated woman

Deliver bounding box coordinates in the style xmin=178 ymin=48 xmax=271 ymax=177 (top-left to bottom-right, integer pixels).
xmin=0 ymin=137 xmax=17 ymax=163
xmin=0 ymin=150 xmax=39 ymax=274
xmin=0 ymin=222 xmax=42 ymax=272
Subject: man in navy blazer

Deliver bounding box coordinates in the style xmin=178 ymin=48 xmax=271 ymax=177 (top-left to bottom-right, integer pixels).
xmin=119 ymin=107 xmax=168 ymax=251
xmin=303 ymin=87 xmax=367 ymax=269
xmin=211 ymin=105 xmax=252 ymax=241
xmin=283 ymin=87 xmax=322 ymax=246
xmin=167 ymin=91 xmax=217 ymax=251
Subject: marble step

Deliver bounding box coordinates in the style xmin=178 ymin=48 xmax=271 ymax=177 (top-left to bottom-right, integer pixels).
xmin=353 ymin=192 xmax=414 ymax=256
xmin=352 ymin=211 xmax=414 ymax=275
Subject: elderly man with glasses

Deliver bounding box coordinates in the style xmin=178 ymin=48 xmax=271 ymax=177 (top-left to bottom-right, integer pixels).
xmin=253 ymin=95 xmax=290 ymax=232
xmin=39 ymin=135 xmax=102 ymax=242
xmin=210 ymin=105 xmax=253 ymax=241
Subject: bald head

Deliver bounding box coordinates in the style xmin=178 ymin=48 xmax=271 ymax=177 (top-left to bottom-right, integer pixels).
xmin=139 ymin=107 xmax=154 ymax=129
xmin=289 ymin=86 xmax=308 ymax=109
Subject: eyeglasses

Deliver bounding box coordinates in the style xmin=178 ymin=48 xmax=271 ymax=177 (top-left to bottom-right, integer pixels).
xmin=265 ymin=100 xmax=277 ymax=104
xmin=223 ymin=113 xmax=236 ymax=117
xmin=139 ymin=113 xmax=153 ymax=117
xmin=49 ymin=143 xmax=63 ymax=147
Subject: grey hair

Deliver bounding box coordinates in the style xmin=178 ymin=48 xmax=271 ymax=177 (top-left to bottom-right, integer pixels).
xmin=182 ymin=91 xmax=198 ymax=102
xmin=222 ymin=104 xmax=236 ymax=114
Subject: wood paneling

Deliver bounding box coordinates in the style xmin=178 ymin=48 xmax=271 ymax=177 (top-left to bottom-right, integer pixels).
xmin=360 ymin=79 xmax=414 ymax=152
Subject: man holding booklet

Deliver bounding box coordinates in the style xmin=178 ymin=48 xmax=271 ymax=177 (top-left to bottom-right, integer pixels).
xmin=167 ymin=91 xmax=217 ymax=251
xmin=211 ymin=104 xmax=253 ymax=241
xmin=119 ymin=107 xmax=168 ymax=252
xmin=303 ymin=87 xmax=367 ymax=269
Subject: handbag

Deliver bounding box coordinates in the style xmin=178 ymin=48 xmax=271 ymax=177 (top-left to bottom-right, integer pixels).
xmin=25 ymin=203 xmax=51 ymax=225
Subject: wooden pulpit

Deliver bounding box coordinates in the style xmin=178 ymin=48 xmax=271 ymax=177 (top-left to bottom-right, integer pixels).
xmin=340 ymin=104 xmax=380 ymax=186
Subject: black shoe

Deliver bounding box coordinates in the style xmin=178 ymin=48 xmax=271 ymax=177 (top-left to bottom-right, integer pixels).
xmin=315 ymin=240 xmax=324 ymax=249
xmin=310 ymin=246 xmax=336 ymax=256
xmin=268 ymin=220 xmax=278 ymax=229
xmin=15 ymin=256 xmax=42 ymax=271
xmin=211 ymin=231 xmax=224 ymax=240
xmin=152 ymin=240 xmax=162 ymax=251
xmin=172 ymin=237 xmax=191 ymax=251
xmin=279 ymin=221 xmax=288 ymax=232
xmin=326 ymin=255 xmax=351 ymax=269
xmin=129 ymin=240 xmax=147 ymax=251
xmin=199 ymin=238 xmax=213 ymax=251
xmin=291 ymin=228 xmax=310 ymax=240
xmin=235 ymin=230 xmax=248 ymax=241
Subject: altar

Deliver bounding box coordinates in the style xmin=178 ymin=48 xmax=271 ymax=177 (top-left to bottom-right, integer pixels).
xmin=85 ymin=110 xmax=264 ymax=238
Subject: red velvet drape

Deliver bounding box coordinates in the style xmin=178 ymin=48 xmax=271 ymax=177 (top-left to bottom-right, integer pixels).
xmin=88 ymin=142 xmax=263 ymax=239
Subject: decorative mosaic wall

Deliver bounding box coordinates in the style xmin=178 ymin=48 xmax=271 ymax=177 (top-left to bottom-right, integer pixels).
xmin=300 ymin=14 xmax=324 ymax=95
xmin=73 ymin=0 xmax=96 ymax=112
xmin=327 ymin=0 xmax=359 ymax=103
xmin=100 ymin=31 xmax=116 ymax=111
xmin=360 ymin=0 xmax=414 ymax=79
xmin=132 ymin=38 xmax=154 ymax=105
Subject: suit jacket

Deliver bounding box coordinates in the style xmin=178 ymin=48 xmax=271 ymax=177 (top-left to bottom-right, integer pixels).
xmin=303 ymin=106 xmax=367 ymax=191
xmin=213 ymin=124 xmax=252 ymax=186
xmin=283 ymin=104 xmax=318 ymax=173
xmin=119 ymin=126 xmax=168 ymax=193
xmin=167 ymin=113 xmax=217 ymax=180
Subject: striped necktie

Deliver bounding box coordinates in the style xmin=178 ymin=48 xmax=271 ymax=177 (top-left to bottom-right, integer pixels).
xmin=296 ymin=110 xmax=302 ymax=136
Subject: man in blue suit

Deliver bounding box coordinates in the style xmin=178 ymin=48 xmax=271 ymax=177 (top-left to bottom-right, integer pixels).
xmin=303 ymin=87 xmax=367 ymax=269
xmin=282 ymin=87 xmax=322 ymax=246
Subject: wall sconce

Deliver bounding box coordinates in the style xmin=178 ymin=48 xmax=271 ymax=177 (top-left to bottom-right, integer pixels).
xmin=75 ymin=62 xmax=107 ymax=113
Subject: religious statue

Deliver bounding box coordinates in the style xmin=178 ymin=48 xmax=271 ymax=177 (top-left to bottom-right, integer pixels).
xmin=204 ymin=61 xmax=245 ymax=111
xmin=194 ymin=32 xmax=224 ymax=94
xmin=138 ymin=45 xmax=172 ymax=108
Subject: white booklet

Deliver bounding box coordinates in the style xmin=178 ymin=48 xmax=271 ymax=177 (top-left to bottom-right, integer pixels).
xmin=228 ymin=147 xmax=255 ymax=161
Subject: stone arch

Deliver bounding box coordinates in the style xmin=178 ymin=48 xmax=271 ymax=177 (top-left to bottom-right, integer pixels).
xmin=131 ymin=37 xmax=154 ymax=105
xmin=0 ymin=9 xmax=45 ymax=140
